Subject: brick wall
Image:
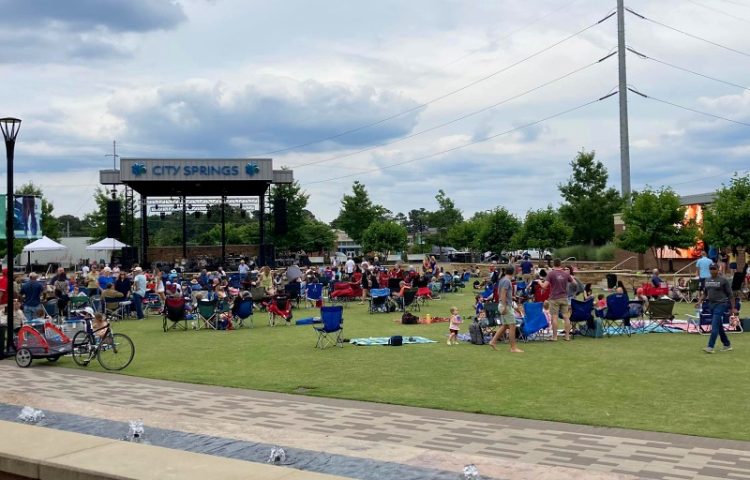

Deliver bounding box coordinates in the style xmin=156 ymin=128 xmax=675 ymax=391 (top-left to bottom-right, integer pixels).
xmin=147 ymin=244 xmax=259 ymax=263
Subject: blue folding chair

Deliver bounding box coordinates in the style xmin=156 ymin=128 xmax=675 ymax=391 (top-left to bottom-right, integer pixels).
xmin=233 ymin=297 xmax=254 ymax=328
xmin=519 ymin=302 xmax=548 ymax=341
xmin=687 ymin=299 xmax=742 ymax=335
xmin=597 ymin=293 xmax=632 ymax=337
xmin=306 ymin=282 xmax=324 ymax=308
xmin=570 ymin=297 xmax=594 ymax=336
xmin=368 ymin=288 xmax=391 ymax=313
xmin=314 ymin=306 xmax=344 ymax=349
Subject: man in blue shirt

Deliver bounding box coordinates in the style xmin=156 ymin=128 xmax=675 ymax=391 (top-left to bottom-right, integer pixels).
xmin=695 ymin=251 xmax=714 ymax=290
xmin=651 ymin=269 xmax=664 ymax=288
xmin=98 ymin=267 xmax=114 ymax=292
xmin=520 ymin=256 xmax=534 ymax=284
xmin=20 ymin=272 xmax=44 ymax=321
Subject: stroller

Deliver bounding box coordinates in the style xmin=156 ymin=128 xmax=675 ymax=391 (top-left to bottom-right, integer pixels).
xmin=369 ymin=288 xmax=392 ymax=313
xmin=14 ymin=321 xmax=72 ymax=367
xmin=268 ymin=295 xmax=293 ymax=326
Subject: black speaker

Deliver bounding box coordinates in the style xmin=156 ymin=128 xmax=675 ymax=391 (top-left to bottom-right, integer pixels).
xmin=106 ymin=200 xmax=122 ymax=239
xmin=120 ymin=247 xmax=138 ymax=269
xmin=259 ymin=244 xmax=275 ymax=267
xmin=273 ymin=198 xmax=287 ymax=235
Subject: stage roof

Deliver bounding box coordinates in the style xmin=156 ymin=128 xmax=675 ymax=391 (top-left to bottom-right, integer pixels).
xmin=100 ymin=158 xmax=293 ymax=197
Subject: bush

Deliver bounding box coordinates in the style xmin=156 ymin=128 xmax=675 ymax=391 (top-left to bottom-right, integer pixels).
xmin=595 ymin=243 xmax=615 ymax=261
xmin=554 ymin=243 xmax=615 ymax=261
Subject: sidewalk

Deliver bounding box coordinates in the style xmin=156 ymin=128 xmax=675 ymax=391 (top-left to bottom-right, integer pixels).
xmin=1 ymin=362 xmax=748 ymax=480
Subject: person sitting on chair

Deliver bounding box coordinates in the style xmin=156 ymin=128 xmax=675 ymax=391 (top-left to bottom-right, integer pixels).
xmin=100 ymin=283 xmax=124 ymax=312
xmin=651 ymin=269 xmax=664 ymax=288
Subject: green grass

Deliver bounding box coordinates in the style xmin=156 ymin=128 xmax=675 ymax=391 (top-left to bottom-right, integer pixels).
xmin=57 ymin=293 xmax=750 ymax=441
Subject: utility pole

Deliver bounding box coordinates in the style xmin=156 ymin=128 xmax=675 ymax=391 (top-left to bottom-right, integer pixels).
xmin=105 ymin=140 xmax=119 ymax=199
xmin=617 ymin=0 xmax=631 ymax=200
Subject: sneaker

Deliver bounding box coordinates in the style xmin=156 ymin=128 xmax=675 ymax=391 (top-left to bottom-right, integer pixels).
xmin=721 ymin=346 xmax=733 ymax=352
xmin=703 ymin=347 xmax=715 ymax=354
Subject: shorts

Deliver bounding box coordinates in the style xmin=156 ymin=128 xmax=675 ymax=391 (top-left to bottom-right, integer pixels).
xmin=500 ymin=305 xmax=515 ymax=325
xmin=548 ymin=298 xmax=569 ymax=319
xmin=449 ymin=328 xmax=459 ymax=334
xmin=730 ymin=262 xmax=738 ymax=270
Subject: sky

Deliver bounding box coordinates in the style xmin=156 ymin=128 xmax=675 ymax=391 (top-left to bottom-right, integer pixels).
xmin=0 ymin=0 xmax=748 ymax=223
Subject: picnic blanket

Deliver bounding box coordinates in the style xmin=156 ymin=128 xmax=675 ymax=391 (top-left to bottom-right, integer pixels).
xmin=349 ymin=336 xmax=437 ymax=346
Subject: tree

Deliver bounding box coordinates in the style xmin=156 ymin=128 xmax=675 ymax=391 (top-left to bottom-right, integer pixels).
xmin=81 ymin=187 xmax=138 ymax=242
xmin=361 ymin=221 xmax=408 ymax=254
xmin=558 ymin=150 xmax=623 ymax=245
xmin=703 ymin=174 xmax=750 ymax=270
xmin=16 ymin=182 xmax=60 ymax=240
xmin=332 ymin=181 xmax=390 ymax=244
xmin=617 ymin=187 xmax=699 ymax=270
xmin=56 ymin=215 xmax=88 ymax=237
xmin=448 ymin=217 xmax=483 ymax=251
xmin=512 ymin=207 xmax=571 ymax=255
xmin=428 ymin=190 xmax=463 ymax=251
xmin=477 ymin=207 xmax=522 ymax=255
xmin=298 ymin=220 xmax=337 ymax=252
xmin=407 ymin=208 xmax=430 ymax=245
xmin=270 ymin=175 xmax=310 ymax=251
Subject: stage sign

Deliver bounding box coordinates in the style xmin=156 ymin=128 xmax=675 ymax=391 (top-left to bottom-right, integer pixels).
xmin=120 ymin=158 xmax=274 ymax=182
xmin=0 ymin=194 xmax=43 ymax=240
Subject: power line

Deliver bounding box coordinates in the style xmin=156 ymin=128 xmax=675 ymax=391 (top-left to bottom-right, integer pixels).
xmin=254 ymin=11 xmax=616 ymax=157
xmin=628 ymin=87 xmax=750 ymax=127
xmin=302 ymin=92 xmax=617 ymax=186
xmin=684 ymin=0 xmax=750 ymax=23
xmin=626 ymin=7 xmax=750 ymax=58
xmin=292 ymin=52 xmax=616 ymax=170
xmin=627 ymin=47 xmax=750 ymax=91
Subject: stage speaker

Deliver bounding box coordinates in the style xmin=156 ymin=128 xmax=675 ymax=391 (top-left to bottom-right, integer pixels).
xmin=120 ymin=247 xmax=138 ymax=270
xmin=259 ymin=244 xmax=275 ymax=267
xmin=273 ymin=198 xmax=287 ymax=235
xmin=106 ymin=200 xmax=122 ymax=239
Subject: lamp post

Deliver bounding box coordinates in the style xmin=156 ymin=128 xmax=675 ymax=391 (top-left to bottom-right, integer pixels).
xmin=1 ymin=117 xmax=21 ymax=355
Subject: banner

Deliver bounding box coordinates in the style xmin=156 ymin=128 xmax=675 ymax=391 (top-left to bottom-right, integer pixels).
xmin=0 ymin=194 xmax=43 ymax=240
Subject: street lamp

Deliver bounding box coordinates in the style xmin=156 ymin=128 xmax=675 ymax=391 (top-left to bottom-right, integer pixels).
xmin=1 ymin=117 xmax=21 ymax=355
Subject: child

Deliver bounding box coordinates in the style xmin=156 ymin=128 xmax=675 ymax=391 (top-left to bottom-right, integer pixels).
xmin=543 ymin=300 xmax=552 ymax=328
xmin=595 ymin=293 xmax=606 ymax=314
xmin=448 ymin=306 xmax=462 ymax=345
xmin=91 ymin=312 xmax=109 ymax=340
xmin=474 ymin=295 xmax=484 ymax=318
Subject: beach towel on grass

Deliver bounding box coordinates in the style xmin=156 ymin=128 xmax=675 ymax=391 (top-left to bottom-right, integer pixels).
xmin=349 ymin=336 xmax=437 ymax=346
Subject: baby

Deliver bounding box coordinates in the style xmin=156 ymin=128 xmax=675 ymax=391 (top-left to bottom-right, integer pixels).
xmin=91 ymin=312 xmax=109 ymax=340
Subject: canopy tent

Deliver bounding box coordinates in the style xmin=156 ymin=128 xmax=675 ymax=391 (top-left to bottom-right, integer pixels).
xmin=86 ymin=238 xmax=128 ymax=251
xmin=22 ymin=236 xmax=67 ymax=252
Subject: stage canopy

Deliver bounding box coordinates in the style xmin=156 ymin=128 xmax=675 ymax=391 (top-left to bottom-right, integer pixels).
xmin=87 ymin=237 xmax=128 ymax=251
xmin=22 ymin=236 xmax=67 ymax=252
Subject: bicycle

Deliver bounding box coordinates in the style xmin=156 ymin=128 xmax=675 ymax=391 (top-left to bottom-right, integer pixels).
xmin=71 ymin=321 xmax=135 ymax=371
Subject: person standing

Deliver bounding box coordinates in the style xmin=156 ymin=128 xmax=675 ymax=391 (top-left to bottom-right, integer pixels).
xmin=132 ymin=267 xmax=147 ymax=320
xmin=701 ymin=264 xmax=736 ymax=353
xmin=489 ymin=266 xmax=524 ymax=353
xmin=344 ymin=257 xmax=355 ymax=280
xmin=20 ymin=272 xmax=44 ymax=321
xmin=696 ymin=250 xmax=713 ymax=291
xmin=520 ymin=256 xmax=534 ymax=285
xmin=543 ymin=259 xmax=574 ymax=341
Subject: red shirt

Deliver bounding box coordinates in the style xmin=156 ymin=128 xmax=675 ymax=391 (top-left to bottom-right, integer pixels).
xmin=547 ymin=268 xmax=572 ymax=300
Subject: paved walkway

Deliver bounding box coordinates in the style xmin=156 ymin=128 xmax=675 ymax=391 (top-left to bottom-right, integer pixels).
xmin=1 ymin=362 xmax=749 ymax=480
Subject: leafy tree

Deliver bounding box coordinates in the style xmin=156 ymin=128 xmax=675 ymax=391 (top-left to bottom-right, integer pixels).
xmin=270 ymin=175 xmax=310 ymax=251
xmin=617 ymin=187 xmax=699 ymax=270
xmin=298 ymin=219 xmax=337 ymax=252
xmin=703 ymin=174 xmax=750 ymax=270
xmin=393 ymin=212 xmax=408 ymax=227
xmin=512 ymin=207 xmax=571 ymax=255
xmin=332 ymin=181 xmax=390 ymax=244
xmin=361 ymin=221 xmax=408 ymax=254
xmin=558 ymin=150 xmax=623 ymax=245
xmin=81 ymin=187 xmax=138 ymax=243
xmin=428 ymin=190 xmax=463 ymax=251
xmin=16 ymin=182 xmax=60 ymax=240
xmin=448 ymin=217 xmax=483 ymax=251
xmin=407 ymin=208 xmax=430 ymax=245
xmin=478 ymin=207 xmax=522 ymax=254
xmin=56 ymin=215 xmax=88 ymax=237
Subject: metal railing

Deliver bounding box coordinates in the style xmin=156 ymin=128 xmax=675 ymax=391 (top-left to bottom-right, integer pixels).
xmin=562 ymin=257 xmax=576 ymax=263
xmin=611 ymin=256 xmax=636 ymax=270
xmin=671 ymin=259 xmax=697 ymax=284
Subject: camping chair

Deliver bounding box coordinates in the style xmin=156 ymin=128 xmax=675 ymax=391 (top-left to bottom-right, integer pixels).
xmin=306 ymin=282 xmax=324 ymax=308
xmin=597 ymin=293 xmax=632 ymax=337
xmin=481 ymin=302 xmax=499 ymax=337
xmin=646 ymin=298 xmax=676 ymax=330
xmin=687 ymin=279 xmax=701 ymax=302
xmin=250 ymin=287 xmax=270 ymax=310
xmin=400 ymin=287 xmax=420 ymax=312
xmin=145 ymin=293 xmax=163 ymax=315
xmin=163 ymin=296 xmax=188 ymax=332
xmin=68 ymin=295 xmax=89 ymax=313
xmin=233 ymin=297 xmax=254 ymax=328
xmin=687 ymin=299 xmax=743 ymax=335
xmin=196 ymin=298 xmax=218 ymax=330
xmin=519 ymin=302 xmax=549 ymax=342
xmin=387 ymin=278 xmax=401 ymax=293
xmin=368 ymin=288 xmax=391 ymax=313
xmin=228 ymin=273 xmax=241 ymax=289
xmin=570 ymin=297 xmax=594 ymax=336
xmin=43 ymin=299 xmax=60 ymax=322
xmin=104 ymin=297 xmax=131 ymax=322
xmin=314 ymin=305 xmax=344 ymax=349
xmin=268 ymin=295 xmax=292 ymax=326
xmin=284 ymin=282 xmax=302 ymax=307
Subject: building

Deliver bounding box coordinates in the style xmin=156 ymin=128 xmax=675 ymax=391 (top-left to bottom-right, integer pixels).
xmin=334 ymin=230 xmax=361 ymax=256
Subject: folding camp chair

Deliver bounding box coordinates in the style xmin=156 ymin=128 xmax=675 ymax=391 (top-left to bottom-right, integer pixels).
xmin=145 ymin=293 xmax=163 ymax=315
xmin=305 ymin=282 xmax=324 ymax=308
xmin=519 ymin=302 xmax=549 ymax=342
xmin=250 ymin=287 xmax=270 ymax=310
xmin=284 ymin=282 xmax=302 ymax=308
xmin=43 ymin=299 xmax=59 ymax=322
xmin=233 ymin=297 xmax=254 ymax=328
xmin=570 ymin=297 xmax=594 ymax=336
xmin=314 ymin=305 xmax=344 ymax=349
xmin=163 ymin=296 xmax=188 ymax=332
xmin=400 ymin=288 xmax=420 ymax=312
xmin=268 ymin=295 xmax=292 ymax=326
xmin=646 ymin=298 xmax=676 ymax=330
xmin=104 ymin=297 xmax=131 ymax=322
xmin=687 ymin=279 xmax=701 ymax=302
xmin=196 ymin=298 xmax=218 ymax=330
xmin=68 ymin=295 xmax=90 ymax=313
xmin=368 ymin=288 xmax=391 ymax=313
xmin=687 ymin=300 xmax=743 ymax=335
xmin=597 ymin=293 xmax=632 ymax=337
xmin=481 ymin=302 xmax=499 ymax=337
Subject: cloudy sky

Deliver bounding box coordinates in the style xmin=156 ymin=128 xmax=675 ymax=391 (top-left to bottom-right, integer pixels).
xmin=0 ymin=0 xmax=748 ymax=223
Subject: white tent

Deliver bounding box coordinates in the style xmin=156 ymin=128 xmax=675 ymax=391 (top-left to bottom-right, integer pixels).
xmin=86 ymin=238 xmax=128 ymax=251
xmin=22 ymin=236 xmax=68 ymax=253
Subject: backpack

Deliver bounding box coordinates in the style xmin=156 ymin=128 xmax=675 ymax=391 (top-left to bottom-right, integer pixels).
xmin=401 ymin=312 xmax=418 ymax=324
xmin=388 ymin=335 xmax=403 ymax=346
xmin=469 ymin=321 xmax=485 ymax=345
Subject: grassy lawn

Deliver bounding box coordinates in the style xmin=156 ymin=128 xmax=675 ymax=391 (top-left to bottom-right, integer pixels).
xmin=57 ymin=291 xmax=750 ymax=441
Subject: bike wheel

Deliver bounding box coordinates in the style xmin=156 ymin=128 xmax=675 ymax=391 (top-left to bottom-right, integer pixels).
xmin=71 ymin=331 xmax=94 ymax=367
xmin=97 ymin=333 xmax=134 ymax=371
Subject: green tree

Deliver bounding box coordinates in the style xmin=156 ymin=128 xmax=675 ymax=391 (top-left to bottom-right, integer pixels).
xmin=56 ymin=215 xmax=88 ymax=237
xmin=703 ymin=174 xmax=750 ymax=270
xmin=428 ymin=190 xmax=463 ymax=250
xmin=617 ymin=187 xmax=698 ymax=270
xmin=558 ymin=150 xmax=623 ymax=245
xmin=512 ymin=207 xmax=571 ymax=255
xmin=477 ymin=207 xmax=522 ymax=254
xmin=270 ymin=175 xmax=310 ymax=251
xmin=16 ymin=182 xmax=60 ymax=240
xmin=81 ymin=187 xmax=138 ymax=243
xmin=361 ymin=221 xmax=408 ymax=254
xmin=332 ymin=181 xmax=390 ymax=244
xmin=298 ymin=219 xmax=337 ymax=252
xmin=448 ymin=216 xmax=483 ymax=251
xmin=407 ymin=208 xmax=430 ymax=245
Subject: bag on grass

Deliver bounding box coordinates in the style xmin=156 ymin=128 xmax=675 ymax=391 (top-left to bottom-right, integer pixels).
xmin=388 ymin=335 xmax=403 ymax=346
xmin=401 ymin=312 xmax=418 ymax=324
xmin=469 ymin=321 xmax=485 ymax=345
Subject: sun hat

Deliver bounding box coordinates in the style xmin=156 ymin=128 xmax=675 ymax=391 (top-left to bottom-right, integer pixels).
xmin=83 ymin=307 xmax=95 ymax=316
